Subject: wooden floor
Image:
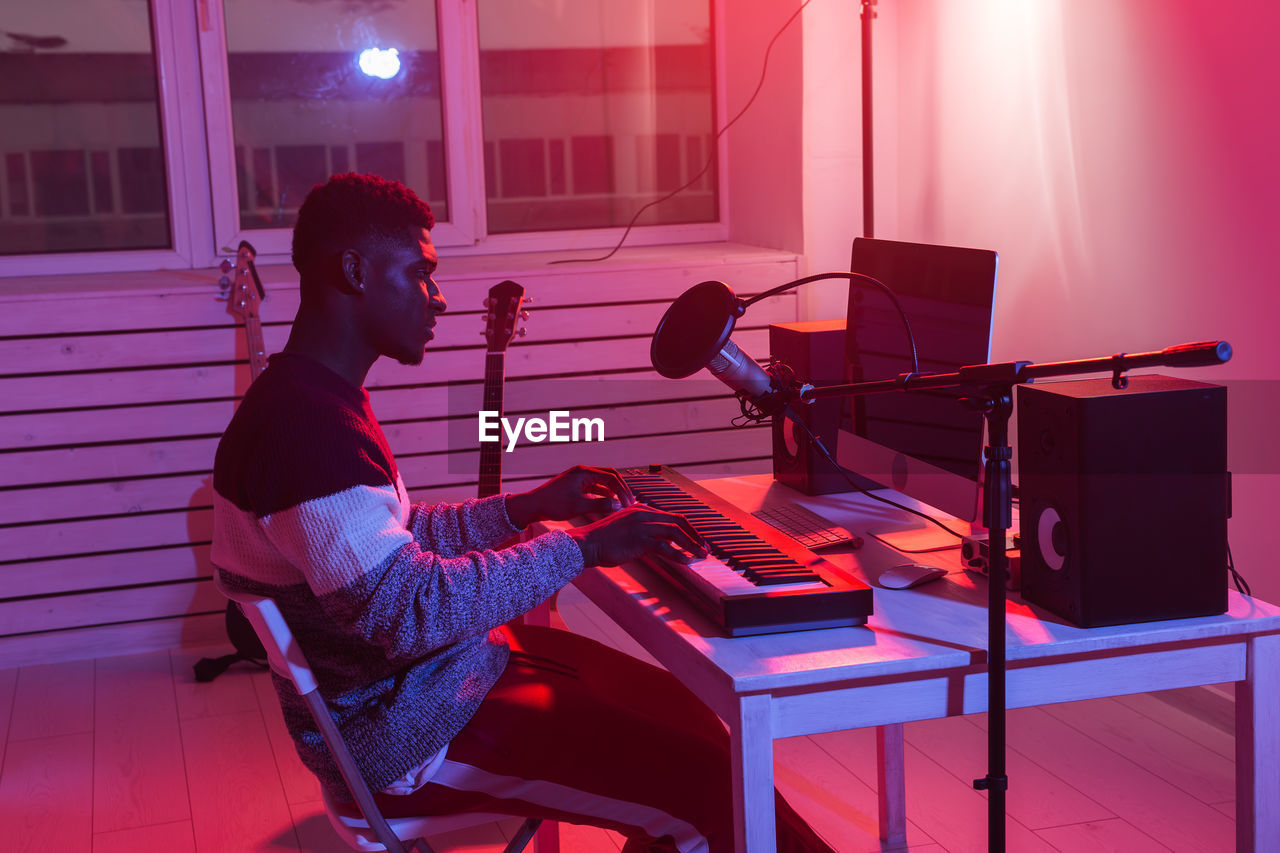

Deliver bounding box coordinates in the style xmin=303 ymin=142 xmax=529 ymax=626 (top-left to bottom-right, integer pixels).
xmin=0 ymin=585 xmax=1238 ymax=853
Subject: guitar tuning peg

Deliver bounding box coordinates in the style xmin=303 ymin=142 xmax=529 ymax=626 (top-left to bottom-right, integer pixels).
xmin=516 ymin=328 xmax=527 ymax=337
xmin=520 ymin=309 xmax=530 ymax=320
xmin=523 ymin=297 xmax=533 ymax=305
xmin=482 ymin=297 xmax=493 ymax=308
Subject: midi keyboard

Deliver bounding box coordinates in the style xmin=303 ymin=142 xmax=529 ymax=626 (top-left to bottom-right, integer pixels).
xmin=615 ymin=466 xmax=873 ymax=636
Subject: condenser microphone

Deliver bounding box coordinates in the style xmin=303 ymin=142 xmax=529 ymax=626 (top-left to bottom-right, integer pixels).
xmin=706 ymin=338 xmax=775 ymax=401
xmin=650 ymin=280 xmax=795 ymax=417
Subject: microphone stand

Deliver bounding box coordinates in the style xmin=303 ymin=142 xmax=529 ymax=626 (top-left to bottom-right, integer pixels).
xmin=800 ymin=341 xmax=1231 ymax=853
xmin=651 ymin=269 xmax=1229 ymax=850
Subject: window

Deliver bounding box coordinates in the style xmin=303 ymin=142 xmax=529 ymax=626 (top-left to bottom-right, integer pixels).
xmin=476 ymin=0 xmax=716 ymax=234
xmin=0 ymin=0 xmax=723 ymax=272
xmin=204 ymin=0 xmax=720 ymax=259
xmin=218 ymin=0 xmax=448 ymax=230
xmin=0 ymin=0 xmax=170 ymax=256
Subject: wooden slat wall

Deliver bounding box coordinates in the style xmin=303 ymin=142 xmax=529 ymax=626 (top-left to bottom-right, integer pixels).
xmin=0 ymin=246 xmax=800 ymax=667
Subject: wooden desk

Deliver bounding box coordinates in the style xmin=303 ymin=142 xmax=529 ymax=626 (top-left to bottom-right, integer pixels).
xmin=541 ymin=473 xmax=1280 ymax=852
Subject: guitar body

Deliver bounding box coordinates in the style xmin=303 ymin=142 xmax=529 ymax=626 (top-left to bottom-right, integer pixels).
xmin=478 ymin=280 xmax=528 ymax=498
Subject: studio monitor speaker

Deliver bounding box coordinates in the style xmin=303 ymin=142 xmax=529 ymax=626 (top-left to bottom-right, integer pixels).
xmin=769 ymin=320 xmax=852 ymax=496
xmin=1016 ymin=375 xmax=1228 ymax=627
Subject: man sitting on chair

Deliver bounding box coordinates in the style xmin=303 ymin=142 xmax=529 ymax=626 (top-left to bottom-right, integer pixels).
xmin=210 ymin=172 xmax=834 ymax=853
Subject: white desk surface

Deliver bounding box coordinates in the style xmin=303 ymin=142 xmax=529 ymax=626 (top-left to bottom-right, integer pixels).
xmin=565 ymin=474 xmax=1280 ymax=702
xmin=545 ymin=472 xmax=1280 ymax=851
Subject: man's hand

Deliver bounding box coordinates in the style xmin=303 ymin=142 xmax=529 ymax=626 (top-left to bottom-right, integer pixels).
xmin=566 ymin=505 xmax=709 ymax=569
xmin=505 ymin=465 xmax=636 ymax=528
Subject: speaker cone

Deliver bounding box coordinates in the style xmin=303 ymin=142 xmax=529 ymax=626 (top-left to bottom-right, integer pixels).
xmin=1035 ymin=504 xmax=1067 ymax=571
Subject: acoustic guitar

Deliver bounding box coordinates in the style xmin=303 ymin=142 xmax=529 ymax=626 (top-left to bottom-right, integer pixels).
xmin=477 ymin=280 xmax=529 ymax=498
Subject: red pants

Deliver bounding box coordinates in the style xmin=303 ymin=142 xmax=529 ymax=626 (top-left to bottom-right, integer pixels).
xmin=371 ymin=624 xmax=834 ymax=852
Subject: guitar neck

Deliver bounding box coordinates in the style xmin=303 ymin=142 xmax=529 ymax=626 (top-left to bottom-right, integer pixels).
xmin=477 ymin=351 xmax=505 ymax=498
xmin=243 ymin=316 xmax=269 ymax=380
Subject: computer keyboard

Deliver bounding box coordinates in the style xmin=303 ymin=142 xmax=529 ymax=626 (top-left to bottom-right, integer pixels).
xmin=752 ymin=504 xmax=864 ymax=550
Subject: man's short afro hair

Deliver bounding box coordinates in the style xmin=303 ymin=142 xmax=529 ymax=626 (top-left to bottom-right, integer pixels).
xmin=291 ymin=172 xmax=434 ymax=277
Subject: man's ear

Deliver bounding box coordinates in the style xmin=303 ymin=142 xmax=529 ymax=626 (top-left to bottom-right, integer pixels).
xmin=339 ymin=249 xmax=365 ymax=294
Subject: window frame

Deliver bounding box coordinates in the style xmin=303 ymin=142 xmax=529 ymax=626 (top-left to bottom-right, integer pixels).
xmin=0 ymin=0 xmax=729 ymax=276
xmin=0 ymin=0 xmax=212 ymax=277
xmin=199 ymin=0 xmax=728 ymax=265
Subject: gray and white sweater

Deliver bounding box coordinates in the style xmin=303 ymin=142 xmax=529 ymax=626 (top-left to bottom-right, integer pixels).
xmin=210 ymin=352 xmax=584 ymax=801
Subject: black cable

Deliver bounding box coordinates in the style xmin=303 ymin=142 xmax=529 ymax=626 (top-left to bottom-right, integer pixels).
xmin=1228 ymin=543 xmax=1250 ymax=597
xmin=723 ymin=312 xmax=954 ymax=539
xmin=742 ymin=271 xmax=919 ymax=374
xmin=551 ymin=0 xmax=814 ymax=265
xmin=732 ymin=364 xmax=966 ymax=541
xmin=797 ymin=414 xmax=967 ymax=540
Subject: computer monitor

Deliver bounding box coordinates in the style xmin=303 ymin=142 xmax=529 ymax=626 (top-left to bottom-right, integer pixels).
xmin=835 ymin=237 xmax=999 ymax=550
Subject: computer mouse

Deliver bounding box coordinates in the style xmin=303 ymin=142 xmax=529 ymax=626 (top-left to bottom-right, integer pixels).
xmin=877 ymin=563 xmax=947 ymax=589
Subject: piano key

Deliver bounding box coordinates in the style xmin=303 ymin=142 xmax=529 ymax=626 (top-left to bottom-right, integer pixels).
xmin=610 ymin=466 xmax=874 ymax=636
xmin=669 ymin=555 xmax=828 ymax=595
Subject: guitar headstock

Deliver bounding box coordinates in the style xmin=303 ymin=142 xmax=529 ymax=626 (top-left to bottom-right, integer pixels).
xmin=224 ymin=240 xmax=264 ymax=322
xmin=483 ymin=279 xmax=528 ymax=353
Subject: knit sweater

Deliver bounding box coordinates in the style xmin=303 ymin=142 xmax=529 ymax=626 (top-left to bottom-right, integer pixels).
xmin=210 ymin=352 xmax=585 ymax=801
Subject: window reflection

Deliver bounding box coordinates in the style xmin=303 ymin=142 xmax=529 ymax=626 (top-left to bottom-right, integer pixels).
xmin=478 ymin=0 xmax=717 ymax=234
xmin=223 ymin=0 xmax=447 ymax=229
xmin=0 ymin=1 xmax=170 ymax=255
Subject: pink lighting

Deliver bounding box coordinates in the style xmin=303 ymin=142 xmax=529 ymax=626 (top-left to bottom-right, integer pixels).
xmin=2 ymin=1 xmax=1278 ymax=849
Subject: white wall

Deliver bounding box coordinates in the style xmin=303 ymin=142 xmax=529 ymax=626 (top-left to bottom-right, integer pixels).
xmin=724 ymin=0 xmax=805 ymax=253
xmin=799 ymin=0 xmax=902 ymax=319
xmin=799 ymin=0 xmax=862 ymax=320
xmin=804 ymin=0 xmax=1280 ymax=602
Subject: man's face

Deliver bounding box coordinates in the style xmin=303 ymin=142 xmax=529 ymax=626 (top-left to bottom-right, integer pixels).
xmin=360 ymin=226 xmax=447 ymax=366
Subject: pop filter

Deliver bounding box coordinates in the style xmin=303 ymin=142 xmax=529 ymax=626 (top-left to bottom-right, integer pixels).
xmin=651 ymin=279 xmax=794 ymax=415
xmin=650 ymin=280 xmax=742 ymax=378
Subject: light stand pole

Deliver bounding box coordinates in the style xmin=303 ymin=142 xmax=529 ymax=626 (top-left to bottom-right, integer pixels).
xmin=861 ymin=0 xmax=877 ymax=238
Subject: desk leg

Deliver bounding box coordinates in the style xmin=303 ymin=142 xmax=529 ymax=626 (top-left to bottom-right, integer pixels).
xmin=876 ymin=723 xmax=907 ymax=844
xmin=731 ymin=693 xmax=776 ymax=852
xmin=533 ymin=820 xmax=560 ymax=853
xmin=1237 ymin=632 xmax=1280 ymax=853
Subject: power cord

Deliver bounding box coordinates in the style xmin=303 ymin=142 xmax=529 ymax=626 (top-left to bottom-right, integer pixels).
xmin=1228 ymin=543 xmax=1250 ymax=596
xmin=798 ymin=414 xmax=968 ymax=540
xmin=551 ymin=0 xmax=815 ymax=265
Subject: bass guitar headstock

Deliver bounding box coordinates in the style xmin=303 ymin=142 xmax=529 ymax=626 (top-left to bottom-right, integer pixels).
xmin=222 ymin=240 xmax=265 ymax=323
xmin=483 ymin=279 xmax=529 ymax=353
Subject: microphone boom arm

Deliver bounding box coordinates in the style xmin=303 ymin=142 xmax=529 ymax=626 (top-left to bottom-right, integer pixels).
xmin=800 ymin=340 xmax=1232 ymax=402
